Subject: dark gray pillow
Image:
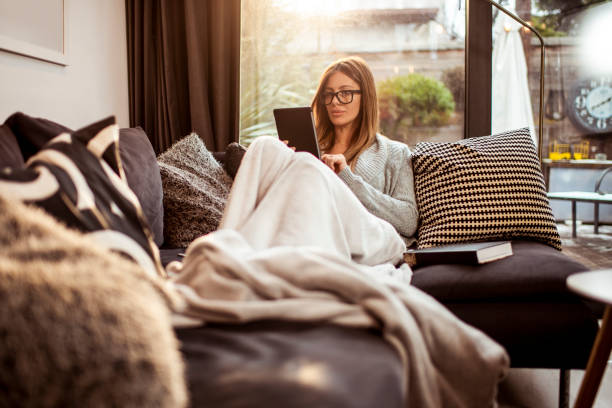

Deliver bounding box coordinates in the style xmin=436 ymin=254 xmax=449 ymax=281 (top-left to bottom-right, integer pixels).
xmin=0 ymin=124 xmax=24 ymax=168
xmin=224 ymin=142 xmax=247 ymax=179
xmin=119 ymin=127 xmax=164 ymax=247
xmin=158 ymin=133 xmax=233 ymax=248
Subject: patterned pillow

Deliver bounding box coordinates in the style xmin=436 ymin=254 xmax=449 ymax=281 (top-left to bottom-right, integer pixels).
xmin=412 ymin=127 xmax=561 ymax=250
xmin=157 ymin=133 xmax=233 ymax=248
xmin=0 ymin=116 xmax=165 ymax=278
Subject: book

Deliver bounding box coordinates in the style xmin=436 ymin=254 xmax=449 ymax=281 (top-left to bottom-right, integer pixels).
xmin=403 ymin=241 xmax=513 ymax=267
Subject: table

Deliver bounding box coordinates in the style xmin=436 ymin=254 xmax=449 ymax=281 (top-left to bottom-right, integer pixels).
xmin=567 ymin=269 xmax=612 ymax=408
xmin=543 ymin=159 xmax=612 ymax=190
xmin=547 ymin=192 xmax=612 ymax=238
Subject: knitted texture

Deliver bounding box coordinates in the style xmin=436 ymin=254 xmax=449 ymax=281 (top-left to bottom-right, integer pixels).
xmin=0 ymin=196 xmax=187 ymax=408
xmin=337 ymin=134 xmax=418 ymax=240
xmin=158 ymin=133 xmax=233 ymax=248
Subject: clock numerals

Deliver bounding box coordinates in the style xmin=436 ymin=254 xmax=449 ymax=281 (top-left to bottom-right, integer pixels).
xmin=590 ymin=80 xmax=598 ymax=88
xmin=587 ymin=116 xmax=594 ymax=125
xmin=596 ymin=118 xmax=607 ymax=130
xmin=575 ymin=96 xmax=586 ymax=109
xmin=580 ymin=109 xmax=587 ymax=117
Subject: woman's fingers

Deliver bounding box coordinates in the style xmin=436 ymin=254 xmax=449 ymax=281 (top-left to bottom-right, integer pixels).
xmin=281 ymin=139 xmax=296 ymax=151
xmin=321 ymin=154 xmax=347 ymax=173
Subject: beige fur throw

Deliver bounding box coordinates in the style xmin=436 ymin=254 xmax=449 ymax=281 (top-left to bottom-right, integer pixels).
xmin=158 ymin=133 xmax=233 ymax=248
xmin=0 ymin=195 xmax=187 ymax=408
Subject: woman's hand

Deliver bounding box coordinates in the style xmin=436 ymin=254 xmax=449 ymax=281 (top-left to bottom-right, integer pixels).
xmin=321 ymin=154 xmax=348 ymax=174
xmin=281 ymin=139 xmax=296 ymax=151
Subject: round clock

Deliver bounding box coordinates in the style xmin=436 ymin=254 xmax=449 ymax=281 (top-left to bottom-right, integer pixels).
xmin=567 ymin=75 xmax=612 ymax=134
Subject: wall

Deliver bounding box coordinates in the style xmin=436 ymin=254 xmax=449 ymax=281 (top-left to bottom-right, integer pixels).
xmin=0 ymin=0 xmax=129 ymax=129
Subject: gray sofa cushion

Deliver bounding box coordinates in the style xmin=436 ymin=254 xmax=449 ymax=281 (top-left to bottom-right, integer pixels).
xmin=177 ymin=321 xmax=404 ymax=408
xmin=119 ymin=127 xmax=164 ymax=247
xmin=411 ymin=240 xmax=588 ymax=301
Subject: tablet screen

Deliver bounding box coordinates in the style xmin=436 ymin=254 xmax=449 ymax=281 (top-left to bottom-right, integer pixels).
xmin=273 ymin=107 xmax=320 ymax=158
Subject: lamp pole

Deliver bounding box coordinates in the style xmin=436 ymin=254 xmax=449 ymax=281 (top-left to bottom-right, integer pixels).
xmin=486 ymin=0 xmax=546 ymax=161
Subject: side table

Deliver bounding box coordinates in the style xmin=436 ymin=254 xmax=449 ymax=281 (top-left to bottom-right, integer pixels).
xmin=567 ymin=269 xmax=612 ymax=408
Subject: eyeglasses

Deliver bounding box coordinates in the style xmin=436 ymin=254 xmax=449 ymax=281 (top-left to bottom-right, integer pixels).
xmin=322 ymin=90 xmax=362 ymax=105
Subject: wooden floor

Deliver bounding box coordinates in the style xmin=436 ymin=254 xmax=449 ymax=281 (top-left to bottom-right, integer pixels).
xmin=558 ymin=222 xmax=612 ymax=270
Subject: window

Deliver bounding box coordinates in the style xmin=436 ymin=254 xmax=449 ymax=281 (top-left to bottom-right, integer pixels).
xmin=239 ymin=0 xmax=466 ymax=148
xmin=490 ymin=0 xmax=612 ymax=160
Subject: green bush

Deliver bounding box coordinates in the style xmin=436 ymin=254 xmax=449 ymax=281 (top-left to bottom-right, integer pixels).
xmin=378 ymin=73 xmax=455 ymax=138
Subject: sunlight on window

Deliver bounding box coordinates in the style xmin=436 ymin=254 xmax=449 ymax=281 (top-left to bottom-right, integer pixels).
xmin=276 ymin=0 xmax=353 ymax=17
xmin=240 ymin=0 xmax=466 ymax=147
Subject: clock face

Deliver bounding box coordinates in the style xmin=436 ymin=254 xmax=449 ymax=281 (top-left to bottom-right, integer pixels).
xmin=568 ymin=75 xmax=612 ymax=134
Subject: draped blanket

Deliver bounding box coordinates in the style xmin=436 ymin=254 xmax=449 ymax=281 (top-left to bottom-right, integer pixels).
xmin=168 ymin=137 xmax=509 ymax=407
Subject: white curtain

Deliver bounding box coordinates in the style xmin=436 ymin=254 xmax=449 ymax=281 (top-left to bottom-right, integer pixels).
xmin=491 ymin=14 xmax=537 ymax=145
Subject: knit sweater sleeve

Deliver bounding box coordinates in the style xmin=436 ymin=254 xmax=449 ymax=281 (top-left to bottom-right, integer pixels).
xmin=337 ymin=140 xmax=418 ymax=239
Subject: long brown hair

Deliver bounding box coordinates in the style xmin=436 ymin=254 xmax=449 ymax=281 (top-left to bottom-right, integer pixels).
xmin=311 ymin=56 xmax=379 ymax=167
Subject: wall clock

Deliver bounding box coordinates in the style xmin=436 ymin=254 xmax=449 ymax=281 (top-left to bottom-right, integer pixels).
xmin=567 ymin=75 xmax=612 ymax=134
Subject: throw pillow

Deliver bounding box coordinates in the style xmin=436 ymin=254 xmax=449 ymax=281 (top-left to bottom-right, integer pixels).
xmin=0 ymin=124 xmax=24 ymax=168
xmin=224 ymin=141 xmax=247 ymax=179
xmin=158 ymin=133 xmax=233 ymax=248
xmin=0 ymin=195 xmax=187 ymax=408
xmin=4 ymin=111 xmax=72 ymax=161
xmin=119 ymin=127 xmax=164 ymax=246
xmin=412 ymin=127 xmax=561 ymax=250
xmin=0 ymin=116 xmax=165 ymax=278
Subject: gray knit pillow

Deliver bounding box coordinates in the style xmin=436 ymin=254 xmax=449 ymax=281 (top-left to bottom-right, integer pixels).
xmin=0 ymin=195 xmax=187 ymax=407
xmin=158 ymin=133 xmax=233 ymax=248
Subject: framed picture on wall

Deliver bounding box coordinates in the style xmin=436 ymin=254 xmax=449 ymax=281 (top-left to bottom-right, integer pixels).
xmin=0 ymin=0 xmax=68 ymax=66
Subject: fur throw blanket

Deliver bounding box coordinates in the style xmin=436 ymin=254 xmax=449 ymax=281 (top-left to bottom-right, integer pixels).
xmin=0 ymin=196 xmax=187 ymax=408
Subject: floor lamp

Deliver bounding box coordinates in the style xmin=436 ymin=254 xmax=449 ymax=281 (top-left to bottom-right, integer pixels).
xmin=486 ymin=0 xmax=546 ymax=162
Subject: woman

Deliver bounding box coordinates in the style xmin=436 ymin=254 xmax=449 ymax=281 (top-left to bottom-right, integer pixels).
xmin=312 ymin=56 xmax=418 ymax=243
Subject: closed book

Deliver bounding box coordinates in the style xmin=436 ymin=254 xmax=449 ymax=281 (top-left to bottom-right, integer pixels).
xmin=403 ymin=241 xmax=513 ymax=267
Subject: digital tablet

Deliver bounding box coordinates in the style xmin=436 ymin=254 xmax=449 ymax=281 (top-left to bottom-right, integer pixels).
xmin=273 ymin=107 xmax=321 ymax=158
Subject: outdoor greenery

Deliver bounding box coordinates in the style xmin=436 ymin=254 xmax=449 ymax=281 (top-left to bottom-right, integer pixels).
xmin=532 ymin=0 xmax=610 ymax=36
xmin=378 ymin=74 xmax=455 ymax=139
xmin=240 ymin=0 xmax=312 ymax=145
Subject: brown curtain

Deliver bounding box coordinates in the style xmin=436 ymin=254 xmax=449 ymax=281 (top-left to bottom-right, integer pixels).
xmin=126 ymin=0 xmax=241 ymax=154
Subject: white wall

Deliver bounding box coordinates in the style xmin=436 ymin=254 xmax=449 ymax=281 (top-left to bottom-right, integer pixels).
xmin=0 ymin=0 xmax=129 ymax=129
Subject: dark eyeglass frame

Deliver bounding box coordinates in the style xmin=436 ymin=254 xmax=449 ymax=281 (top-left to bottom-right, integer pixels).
xmin=322 ymin=90 xmax=362 ymax=105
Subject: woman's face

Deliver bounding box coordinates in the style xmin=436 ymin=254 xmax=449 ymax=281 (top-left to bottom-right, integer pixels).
xmin=324 ymin=71 xmax=361 ymax=129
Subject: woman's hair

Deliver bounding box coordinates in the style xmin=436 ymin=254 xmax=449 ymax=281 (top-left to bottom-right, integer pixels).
xmin=311 ymin=56 xmax=379 ymax=167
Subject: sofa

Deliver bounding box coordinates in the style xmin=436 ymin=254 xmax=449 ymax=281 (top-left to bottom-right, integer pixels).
xmin=0 ymin=113 xmax=600 ymax=407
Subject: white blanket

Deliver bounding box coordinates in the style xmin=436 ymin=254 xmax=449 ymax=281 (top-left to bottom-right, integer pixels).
xmin=168 ymin=137 xmax=509 ymax=407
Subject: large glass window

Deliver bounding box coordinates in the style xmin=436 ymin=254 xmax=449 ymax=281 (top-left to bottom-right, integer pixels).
xmin=497 ymin=0 xmax=612 ymax=225
xmin=239 ymin=0 xmax=466 ymax=148
xmin=490 ymin=0 xmax=612 ymax=158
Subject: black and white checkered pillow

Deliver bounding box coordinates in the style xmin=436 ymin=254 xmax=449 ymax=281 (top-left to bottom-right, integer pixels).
xmin=412 ymin=128 xmax=561 ymax=250
xmin=0 ymin=116 xmax=165 ymax=278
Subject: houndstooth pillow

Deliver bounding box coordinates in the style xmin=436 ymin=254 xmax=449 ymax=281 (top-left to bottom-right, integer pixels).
xmin=412 ymin=128 xmax=561 ymax=250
